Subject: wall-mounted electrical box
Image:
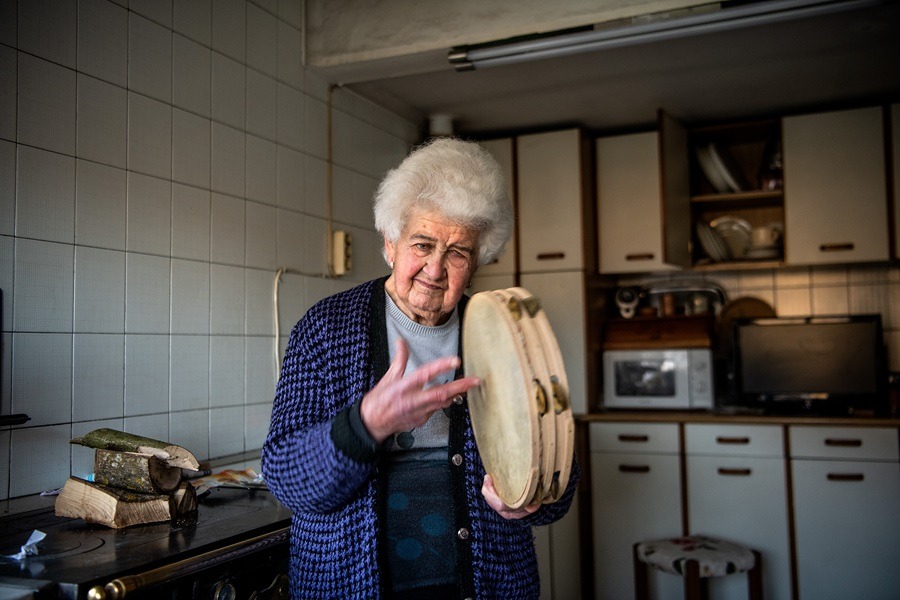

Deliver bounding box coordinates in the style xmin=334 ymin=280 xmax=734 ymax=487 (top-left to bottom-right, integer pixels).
xmin=332 ymin=230 xmax=352 ymax=275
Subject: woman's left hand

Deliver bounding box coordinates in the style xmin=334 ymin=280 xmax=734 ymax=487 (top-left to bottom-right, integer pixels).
xmin=481 ymin=474 xmax=540 ymax=520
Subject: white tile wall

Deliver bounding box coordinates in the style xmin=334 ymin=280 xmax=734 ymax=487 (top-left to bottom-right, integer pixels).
xmin=0 ymin=0 xmax=417 ymax=500
xmin=77 ymin=74 xmax=128 ymax=168
xmin=77 ymin=0 xmax=128 ymax=86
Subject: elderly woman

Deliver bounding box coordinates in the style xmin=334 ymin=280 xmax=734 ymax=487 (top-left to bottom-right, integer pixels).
xmin=262 ymin=138 xmax=579 ymax=599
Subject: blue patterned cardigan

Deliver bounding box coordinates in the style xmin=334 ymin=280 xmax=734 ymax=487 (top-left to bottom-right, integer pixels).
xmin=261 ymin=277 xmax=580 ymax=599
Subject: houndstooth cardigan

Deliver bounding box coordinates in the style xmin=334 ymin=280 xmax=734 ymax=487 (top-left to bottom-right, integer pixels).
xmin=261 ymin=277 xmax=579 ymax=599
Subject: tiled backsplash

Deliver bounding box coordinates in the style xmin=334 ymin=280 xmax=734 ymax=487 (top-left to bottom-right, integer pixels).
xmin=619 ymin=263 xmax=900 ymax=372
xmin=0 ymin=0 xmax=418 ymax=500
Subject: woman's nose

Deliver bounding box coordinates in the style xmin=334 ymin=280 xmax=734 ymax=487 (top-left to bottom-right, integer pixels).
xmin=423 ymin=251 xmax=447 ymax=277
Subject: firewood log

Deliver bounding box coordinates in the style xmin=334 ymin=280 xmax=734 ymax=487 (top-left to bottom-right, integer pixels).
xmin=172 ymin=481 xmax=199 ymax=515
xmin=55 ymin=477 xmax=173 ymax=529
xmin=71 ymin=428 xmax=200 ymax=471
xmin=93 ymin=449 xmax=182 ymax=494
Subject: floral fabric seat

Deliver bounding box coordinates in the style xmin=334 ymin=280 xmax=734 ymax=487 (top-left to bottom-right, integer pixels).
xmin=632 ymin=535 xmax=763 ymax=600
xmin=635 ymin=535 xmax=756 ymax=577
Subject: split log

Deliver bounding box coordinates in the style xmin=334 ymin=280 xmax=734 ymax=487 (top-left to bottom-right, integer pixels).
xmin=71 ymin=428 xmax=200 ymax=471
xmin=55 ymin=477 xmax=173 ymax=529
xmin=94 ymin=449 xmax=182 ymax=494
xmin=172 ymin=481 xmax=199 ymax=515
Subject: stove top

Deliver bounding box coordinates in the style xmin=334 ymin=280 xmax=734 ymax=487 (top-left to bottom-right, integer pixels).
xmin=0 ymin=487 xmax=291 ymax=599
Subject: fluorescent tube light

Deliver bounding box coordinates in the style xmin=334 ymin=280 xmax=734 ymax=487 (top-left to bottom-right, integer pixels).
xmin=448 ymin=0 xmax=882 ymax=71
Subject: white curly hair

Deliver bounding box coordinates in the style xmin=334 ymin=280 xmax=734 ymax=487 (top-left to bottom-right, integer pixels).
xmin=373 ymin=137 xmax=513 ymax=267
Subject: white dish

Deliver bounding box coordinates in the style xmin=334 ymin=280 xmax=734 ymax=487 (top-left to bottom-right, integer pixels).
xmin=710 ymin=215 xmax=751 ymax=258
xmin=696 ymin=221 xmax=730 ymax=262
xmin=696 ymin=144 xmax=732 ymax=194
xmin=706 ymin=143 xmax=744 ymax=192
xmin=743 ymin=246 xmax=781 ymax=259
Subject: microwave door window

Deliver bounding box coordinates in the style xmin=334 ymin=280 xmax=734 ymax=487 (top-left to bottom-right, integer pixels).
xmin=615 ymin=359 xmax=676 ymax=397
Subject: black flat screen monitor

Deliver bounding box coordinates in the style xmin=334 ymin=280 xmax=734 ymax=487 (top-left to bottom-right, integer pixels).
xmin=733 ymin=315 xmax=887 ymax=415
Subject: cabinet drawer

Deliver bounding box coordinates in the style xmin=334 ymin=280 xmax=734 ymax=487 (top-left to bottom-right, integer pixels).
xmin=685 ymin=424 xmax=783 ymax=457
xmin=589 ymin=422 xmax=679 ymax=454
xmin=790 ymin=426 xmax=899 ymax=460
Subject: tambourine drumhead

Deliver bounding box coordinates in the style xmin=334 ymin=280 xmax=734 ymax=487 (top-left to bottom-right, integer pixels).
xmin=463 ymin=288 xmax=574 ymax=508
xmin=463 ymin=292 xmax=540 ymax=509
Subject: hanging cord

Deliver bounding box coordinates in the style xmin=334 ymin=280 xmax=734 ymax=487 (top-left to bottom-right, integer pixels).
xmin=274 ymin=267 xmax=286 ymax=379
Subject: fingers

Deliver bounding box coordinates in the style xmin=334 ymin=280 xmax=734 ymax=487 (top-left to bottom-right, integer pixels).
xmin=482 ymin=474 xmax=540 ymax=520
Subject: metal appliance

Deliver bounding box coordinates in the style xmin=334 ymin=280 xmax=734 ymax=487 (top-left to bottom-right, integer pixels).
xmin=603 ymin=347 xmax=714 ymax=410
xmin=0 ymin=487 xmax=291 ymax=600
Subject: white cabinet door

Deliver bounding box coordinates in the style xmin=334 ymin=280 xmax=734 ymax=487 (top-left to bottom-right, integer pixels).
xmin=685 ymin=424 xmax=791 ymax=600
xmin=517 ymin=129 xmax=590 ymax=273
xmin=591 ymin=422 xmax=683 ymax=600
xmin=790 ymin=425 xmax=900 ymax=600
xmin=597 ymin=132 xmax=679 ymax=274
xmin=783 ymin=106 xmax=889 ymax=265
xmin=478 ymin=138 xmax=517 ymax=276
xmin=520 ymin=271 xmax=588 ymax=415
xmin=792 ymin=459 xmax=900 ymax=600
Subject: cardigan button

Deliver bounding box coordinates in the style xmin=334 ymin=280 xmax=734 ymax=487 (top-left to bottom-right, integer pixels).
xmin=457 ymin=527 xmax=470 ymax=540
xmin=451 ymin=453 xmax=463 ymax=466
xmin=451 ymin=394 xmax=464 ymax=405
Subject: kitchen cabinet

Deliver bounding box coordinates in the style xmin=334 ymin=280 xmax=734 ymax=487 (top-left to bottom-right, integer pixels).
xmin=685 ymin=424 xmax=792 ymax=600
xmin=892 ymin=104 xmax=900 ymax=260
xmin=476 ymin=137 xmax=517 ymax=278
xmin=590 ymin=422 xmax=683 ymax=600
xmin=790 ymin=425 xmax=900 ymax=600
xmin=517 ymin=129 xmax=595 ymax=273
xmin=689 ymin=119 xmax=786 ymax=267
xmin=782 ymin=106 xmax=889 ymax=265
xmin=596 ymin=131 xmax=682 ymax=273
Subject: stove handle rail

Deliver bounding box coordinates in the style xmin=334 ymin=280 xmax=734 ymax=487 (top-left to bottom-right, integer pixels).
xmin=86 ymin=526 xmax=289 ymax=600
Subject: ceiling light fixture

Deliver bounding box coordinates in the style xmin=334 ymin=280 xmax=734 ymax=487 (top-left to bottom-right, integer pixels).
xmin=448 ymin=0 xmax=882 ymax=71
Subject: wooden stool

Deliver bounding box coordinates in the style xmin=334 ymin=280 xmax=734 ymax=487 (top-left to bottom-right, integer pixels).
xmin=633 ymin=536 xmax=763 ymax=600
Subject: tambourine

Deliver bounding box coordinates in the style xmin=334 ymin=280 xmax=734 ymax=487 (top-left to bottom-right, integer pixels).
xmin=463 ymin=287 xmax=575 ymax=509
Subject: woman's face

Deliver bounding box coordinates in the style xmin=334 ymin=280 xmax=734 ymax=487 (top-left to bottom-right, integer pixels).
xmin=384 ymin=210 xmax=480 ymax=326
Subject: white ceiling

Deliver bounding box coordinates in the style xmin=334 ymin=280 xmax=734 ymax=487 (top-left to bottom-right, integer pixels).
xmin=321 ymin=1 xmax=900 ymax=137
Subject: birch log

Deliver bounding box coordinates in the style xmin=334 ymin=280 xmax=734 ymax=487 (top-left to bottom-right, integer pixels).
xmin=94 ymin=449 xmax=182 ymax=494
xmin=71 ymin=428 xmax=200 ymax=471
xmin=55 ymin=477 xmax=174 ymax=529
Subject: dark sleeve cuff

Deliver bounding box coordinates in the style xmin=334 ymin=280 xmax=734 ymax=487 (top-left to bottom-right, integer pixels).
xmin=330 ymin=399 xmax=380 ymax=463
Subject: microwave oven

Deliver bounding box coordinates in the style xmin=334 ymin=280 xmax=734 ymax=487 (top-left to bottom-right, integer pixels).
xmin=602 ymin=348 xmax=714 ymax=410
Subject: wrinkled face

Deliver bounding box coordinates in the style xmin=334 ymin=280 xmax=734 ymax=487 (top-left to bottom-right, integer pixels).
xmin=384 ymin=210 xmax=480 ymax=326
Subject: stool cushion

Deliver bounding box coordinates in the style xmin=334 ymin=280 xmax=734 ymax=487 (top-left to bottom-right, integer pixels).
xmin=636 ymin=536 xmax=756 ymax=578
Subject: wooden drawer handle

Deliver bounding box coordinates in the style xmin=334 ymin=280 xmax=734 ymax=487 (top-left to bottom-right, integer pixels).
xmin=619 ymin=465 xmax=651 ymax=473
xmin=718 ymin=468 xmax=752 ymax=476
xmin=618 ymin=434 xmax=650 ymax=443
xmin=716 ymin=436 xmax=750 ymax=445
xmin=827 ymin=473 xmax=865 ymax=482
xmin=824 ymin=438 xmax=862 ymax=447
xmin=536 ymin=252 xmax=565 ymax=261
xmin=819 ymin=242 xmax=854 ymax=252
xmin=625 ymin=253 xmax=655 ymax=261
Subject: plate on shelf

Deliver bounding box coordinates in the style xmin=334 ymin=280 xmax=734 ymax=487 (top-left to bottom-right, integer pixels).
xmin=743 ymin=245 xmax=782 ymax=260
xmin=696 ymin=221 xmax=730 ymax=262
xmin=696 ymin=143 xmax=748 ymax=193
xmin=710 ymin=215 xmax=751 ymax=259
xmin=696 ymin=144 xmax=732 ymax=194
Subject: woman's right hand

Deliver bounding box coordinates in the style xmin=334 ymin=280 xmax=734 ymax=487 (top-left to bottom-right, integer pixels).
xmin=360 ymin=338 xmax=480 ymax=443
